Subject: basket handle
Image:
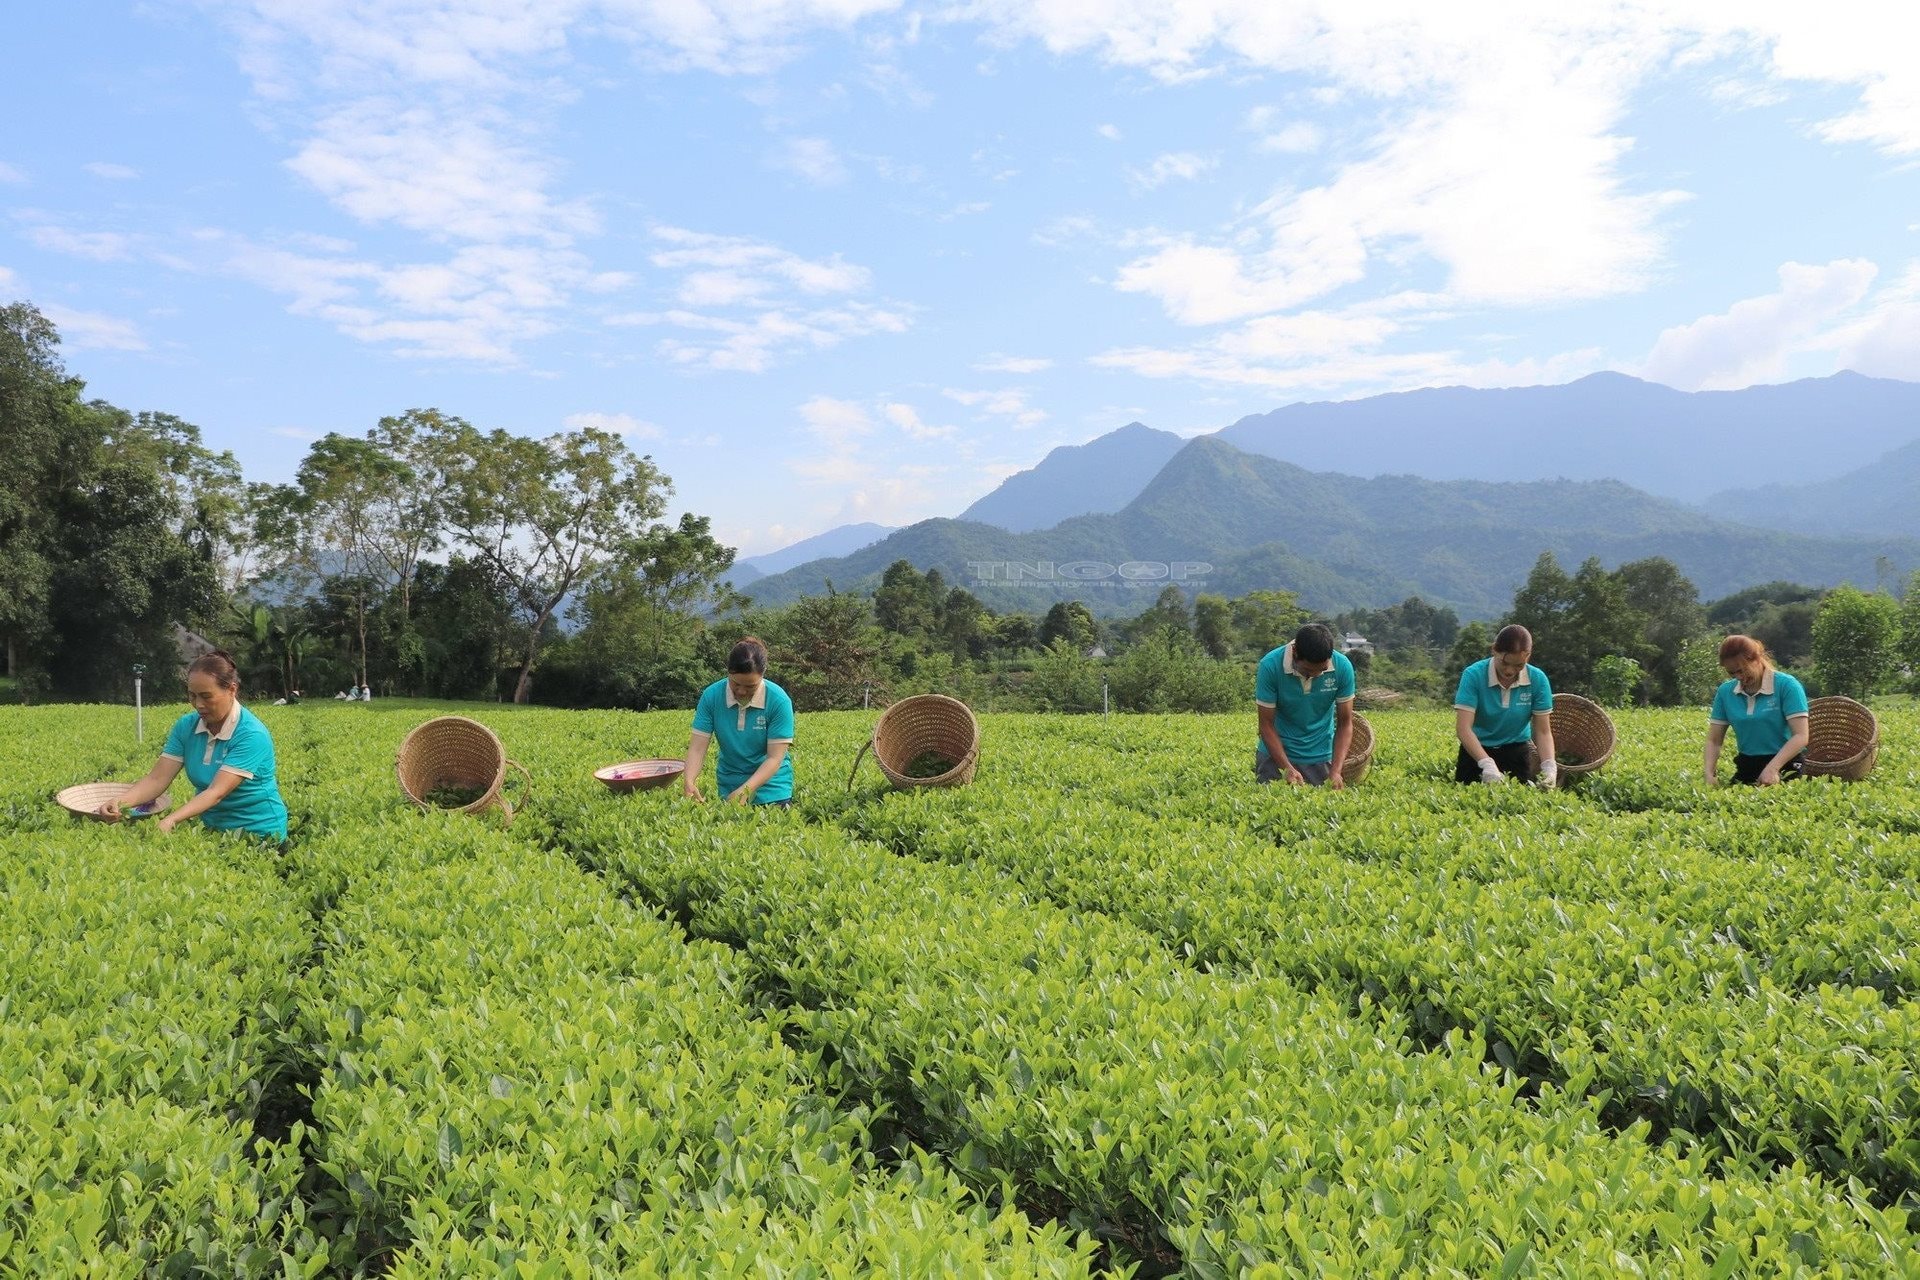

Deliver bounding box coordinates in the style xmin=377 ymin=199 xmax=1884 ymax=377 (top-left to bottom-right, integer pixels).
xmin=497 ymin=758 xmax=532 ymax=825
xmin=844 ymin=740 xmax=873 ymax=793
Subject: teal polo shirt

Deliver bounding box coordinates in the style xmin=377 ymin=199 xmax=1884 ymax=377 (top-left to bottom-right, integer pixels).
xmin=1710 ymin=670 xmax=1808 ymax=757
xmin=160 ymin=706 xmax=289 ymax=838
xmin=1254 ymin=645 xmax=1355 ymax=765
xmin=691 ymin=678 xmax=795 ymax=803
xmin=1455 ymin=658 xmax=1553 ymax=748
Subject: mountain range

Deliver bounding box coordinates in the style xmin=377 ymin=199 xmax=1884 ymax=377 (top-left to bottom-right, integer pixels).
xmin=730 ymin=371 xmax=1920 ymax=618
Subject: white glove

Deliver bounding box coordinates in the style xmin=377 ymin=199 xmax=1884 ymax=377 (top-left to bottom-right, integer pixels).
xmin=1539 ymin=760 xmax=1559 ymax=788
xmin=1478 ymin=756 xmax=1505 ymax=784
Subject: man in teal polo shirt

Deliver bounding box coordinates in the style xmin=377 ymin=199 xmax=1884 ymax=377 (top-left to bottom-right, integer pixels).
xmin=1254 ymin=622 xmax=1356 ymax=788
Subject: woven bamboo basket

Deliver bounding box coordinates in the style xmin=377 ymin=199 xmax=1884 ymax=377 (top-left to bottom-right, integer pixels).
xmin=847 ymin=693 xmax=980 ymax=790
xmin=1801 ymin=696 xmax=1879 ymax=781
xmin=55 ymin=782 xmax=173 ymax=823
xmin=396 ymin=716 xmax=531 ymax=823
xmin=1543 ymin=693 xmax=1616 ymax=785
xmin=1339 ymin=712 xmax=1375 ymax=785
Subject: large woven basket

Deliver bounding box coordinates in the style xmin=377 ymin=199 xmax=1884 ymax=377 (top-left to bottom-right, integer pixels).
xmin=55 ymin=782 xmax=173 ymax=823
xmin=1802 ymin=696 xmax=1879 ymax=781
xmin=396 ymin=716 xmax=530 ymax=823
xmin=848 ymin=693 xmax=980 ymax=790
xmin=1340 ymin=712 xmax=1375 ymax=785
xmin=1545 ymin=693 xmax=1616 ymax=785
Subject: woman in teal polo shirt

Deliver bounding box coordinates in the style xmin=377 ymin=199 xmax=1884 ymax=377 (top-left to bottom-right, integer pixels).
xmin=1705 ymin=633 xmax=1809 ymax=787
xmin=100 ymin=650 xmax=290 ymax=839
xmin=681 ymin=637 xmax=795 ymax=807
xmin=1454 ymin=624 xmax=1558 ymax=786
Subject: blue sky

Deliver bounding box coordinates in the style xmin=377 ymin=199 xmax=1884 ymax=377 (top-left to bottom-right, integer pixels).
xmin=5 ymin=2 xmax=1919 ymax=554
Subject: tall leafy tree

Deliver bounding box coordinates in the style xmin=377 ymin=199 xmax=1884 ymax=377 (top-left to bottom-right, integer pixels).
xmin=435 ymin=421 xmax=669 ymax=703
xmin=1811 ymin=584 xmax=1901 ymax=698
xmin=774 ymin=589 xmax=887 ymax=710
xmin=1902 ymin=571 xmax=1920 ymax=692
xmin=1614 ymin=557 xmax=1706 ymax=703
xmin=1229 ymin=589 xmax=1306 ymax=657
xmin=1193 ymin=594 xmax=1236 ymax=659
xmin=290 ymin=433 xmax=407 ymax=687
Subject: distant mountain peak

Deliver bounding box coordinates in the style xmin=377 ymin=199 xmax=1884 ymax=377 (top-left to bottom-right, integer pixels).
xmin=956 ymin=421 xmax=1185 ymax=533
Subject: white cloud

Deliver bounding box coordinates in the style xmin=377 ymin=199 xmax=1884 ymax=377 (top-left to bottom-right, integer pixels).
xmin=882 ymin=401 xmax=956 ymax=439
xmin=271 ymin=426 xmax=318 ymax=441
xmin=0 ymin=161 xmax=24 ymax=184
xmin=23 ymin=223 xmax=135 ymax=262
xmin=774 ymin=136 xmax=848 ymax=185
xmin=616 ymin=302 xmax=908 ymax=372
xmin=1096 ymin=123 xmax=1122 ymax=140
xmin=628 ymin=227 xmax=905 ymax=370
xmin=287 ymin=102 xmax=596 ymax=245
xmin=563 ymin=410 xmax=666 ymax=439
xmin=42 ymin=304 xmax=147 ymax=352
xmin=1827 ymin=262 xmax=1920 ymax=380
xmin=1251 ymin=119 xmax=1324 ymax=154
xmin=798 ymin=395 xmax=874 ymax=449
xmin=650 ymin=226 xmax=870 ymax=295
xmin=973 ymin=354 xmax=1053 ymax=373
xmin=943 ymin=385 xmax=1047 ymax=427
xmin=0 ymin=265 xmax=17 ymax=292
xmin=1127 ymin=151 xmax=1215 ymax=190
xmin=1639 ymin=259 xmax=1879 ymax=390
xmin=1032 ymin=214 xmax=1098 ymax=247
xmin=83 ymin=162 xmax=140 ymax=181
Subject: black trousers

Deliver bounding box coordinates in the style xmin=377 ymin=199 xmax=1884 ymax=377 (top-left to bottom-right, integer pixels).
xmin=1732 ymin=753 xmax=1804 ymax=785
xmin=1455 ymin=741 xmax=1536 ymax=784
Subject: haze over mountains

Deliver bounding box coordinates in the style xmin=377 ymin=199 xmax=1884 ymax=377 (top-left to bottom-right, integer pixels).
xmin=734 ymin=372 xmax=1920 ymax=618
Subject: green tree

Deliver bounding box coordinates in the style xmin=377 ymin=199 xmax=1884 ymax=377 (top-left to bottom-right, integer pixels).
xmin=1614 ymin=557 xmax=1705 ymax=704
xmin=1590 ymin=655 xmax=1644 ymax=708
xmin=1445 ymin=620 xmax=1493 ymax=689
xmin=1507 ymin=551 xmax=1572 ymax=668
xmin=1810 ymin=584 xmax=1901 ymax=699
xmin=1229 ymin=589 xmax=1305 ymax=657
xmin=435 ymin=421 xmax=669 ymax=703
xmin=1902 ymin=571 xmax=1920 ymax=691
xmin=1129 ymin=585 xmax=1191 ymax=640
xmin=774 ymin=589 xmax=887 ymax=710
xmin=1673 ymin=635 xmax=1722 ymax=706
xmin=1039 ymin=600 xmax=1098 ymax=652
xmin=289 ymin=433 xmax=409 ymax=686
xmin=874 ymin=559 xmax=936 ymax=639
xmin=1193 ymin=594 xmax=1236 ymax=659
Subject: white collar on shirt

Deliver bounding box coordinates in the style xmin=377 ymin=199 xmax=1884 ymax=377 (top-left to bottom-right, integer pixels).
xmin=196 ymin=704 xmax=241 ymax=765
xmin=723 ymin=684 xmax=767 ymax=710
xmin=1486 ymin=661 xmax=1530 ymax=689
xmin=199 ymin=704 xmax=242 ymax=740
xmin=1280 ymin=643 xmax=1327 ymax=691
xmin=1733 ymin=668 xmax=1776 ymax=712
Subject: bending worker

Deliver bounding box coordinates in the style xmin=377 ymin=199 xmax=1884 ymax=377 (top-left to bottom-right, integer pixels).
xmin=1455 ymin=624 xmax=1558 ymax=786
xmin=99 ymin=650 xmax=290 ymax=840
xmin=1254 ymin=622 xmax=1356 ymax=788
xmin=681 ymin=636 xmax=795 ymax=807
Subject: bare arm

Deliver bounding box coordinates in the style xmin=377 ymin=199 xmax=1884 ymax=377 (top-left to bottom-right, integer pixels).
xmin=1454 ymin=706 xmax=1488 ymax=761
xmin=99 ymin=756 xmax=183 ymax=819
xmin=729 ymin=741 xmax=791 ymax=805
xmin=1703 ymin=721 xmax=1729 ymax=786
xmin=1257 ymin=704 xmax=1301 ymax=784
xmin=1759 ymin=716 xmax=1810 ymax=786
xmin=1533 ymin=711 xmax=1557 ymax=784
xmin=682 ymin=731 xmax=711 ymax=801
xmin=157 ymin=767 xmax=244 ymax=833
xmin=1327 ymin=701 xmax=1354 ymax=791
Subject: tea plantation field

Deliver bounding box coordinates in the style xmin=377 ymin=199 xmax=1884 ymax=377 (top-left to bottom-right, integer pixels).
xmin=5 ymin=699 xmax=1919 ymax=1276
